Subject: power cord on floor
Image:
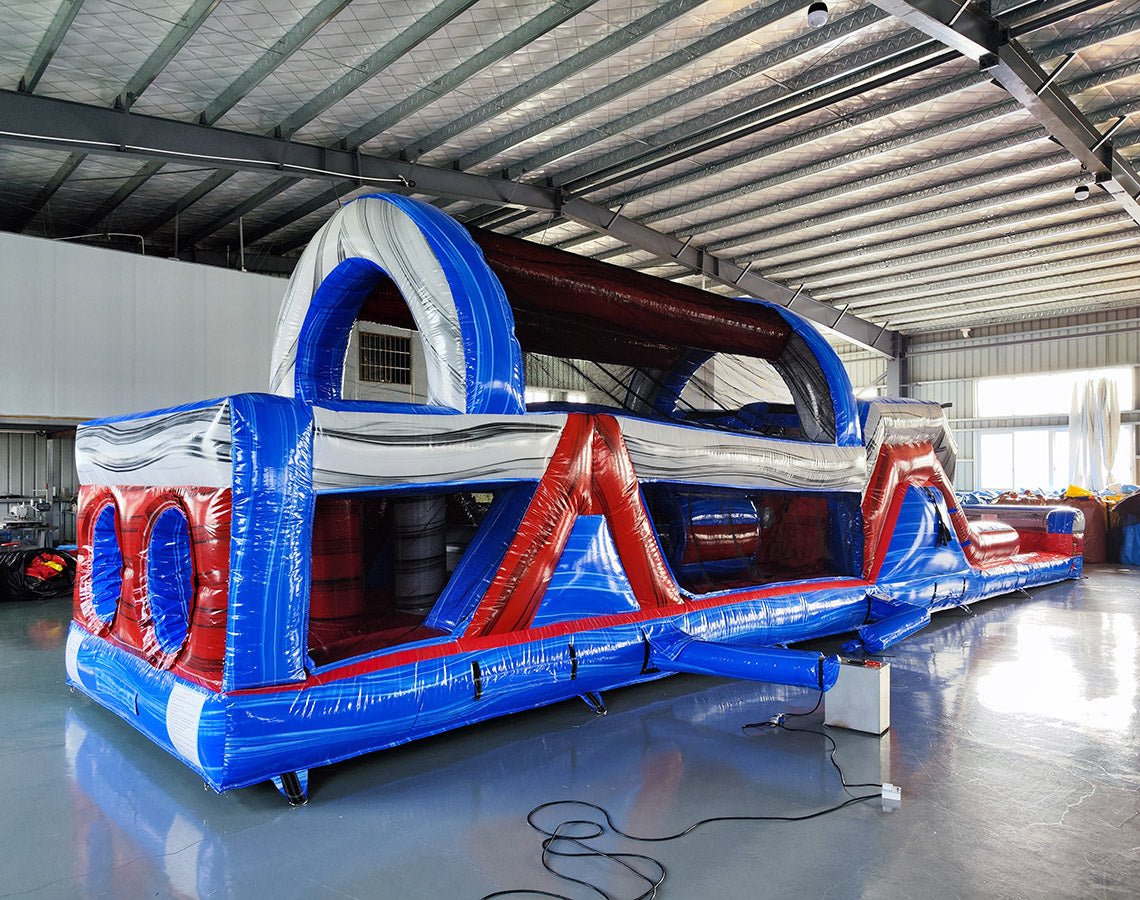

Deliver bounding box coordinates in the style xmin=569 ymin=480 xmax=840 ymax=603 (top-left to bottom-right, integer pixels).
xmin=482 ymin=691 xmax=882 ymax=900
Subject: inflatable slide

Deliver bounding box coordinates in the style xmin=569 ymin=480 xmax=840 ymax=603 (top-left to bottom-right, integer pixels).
xmin=65 ymin=195 xmax=1083 ymax=801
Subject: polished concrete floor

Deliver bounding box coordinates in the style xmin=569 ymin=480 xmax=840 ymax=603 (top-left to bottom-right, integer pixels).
xmin=2 ymin=566 xmax=1138 ymax=898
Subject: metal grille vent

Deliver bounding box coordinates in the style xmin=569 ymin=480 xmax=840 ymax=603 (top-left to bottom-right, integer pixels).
xmin=359 ymin=332 xmax=412 ymax=385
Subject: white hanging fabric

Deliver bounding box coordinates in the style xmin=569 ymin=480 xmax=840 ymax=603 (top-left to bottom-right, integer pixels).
xmin=1068 ymin=377 xmax=1121 ymax=491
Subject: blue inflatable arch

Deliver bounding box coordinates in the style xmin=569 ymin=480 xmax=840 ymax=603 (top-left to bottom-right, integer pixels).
xmin=269 ymin=194 xmax=525 ymax=414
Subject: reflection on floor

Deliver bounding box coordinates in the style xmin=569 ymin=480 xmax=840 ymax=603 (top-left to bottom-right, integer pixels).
xmin=1 ymin=566 xmax=1137 ymax=898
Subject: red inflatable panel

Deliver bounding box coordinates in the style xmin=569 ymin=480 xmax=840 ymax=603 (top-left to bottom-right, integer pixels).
xmin=73 ymin=484 xmax=231 ymax=690
xmin=966 ymin=519 xmax=1022 ymax=563
xmin=863 ymin=443 xmax=1023 ymax=581
xmin=465 ymin=414 xmax=683 ymax=638
xmin=356 ymin=229 xmax=793 ymax=366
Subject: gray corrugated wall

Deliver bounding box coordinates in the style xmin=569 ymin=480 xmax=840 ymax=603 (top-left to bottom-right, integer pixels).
xmin=839 ymin=307 xmax=1140 ymax=490
xmin=0 ymin=433 xmax=77 ymax=498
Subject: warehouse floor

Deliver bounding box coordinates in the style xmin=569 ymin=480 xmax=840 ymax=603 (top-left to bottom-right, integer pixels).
xmin=2 ymin=566 xmax=1137 ymax=898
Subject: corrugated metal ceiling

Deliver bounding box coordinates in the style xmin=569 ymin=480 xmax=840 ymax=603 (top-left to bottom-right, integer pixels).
xmin=0 ymin=0 xmax=1138 ymax=343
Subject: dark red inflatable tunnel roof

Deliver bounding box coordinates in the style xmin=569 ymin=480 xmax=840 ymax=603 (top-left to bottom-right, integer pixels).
xmin=358 ymin=227 xmax=793 ymax=366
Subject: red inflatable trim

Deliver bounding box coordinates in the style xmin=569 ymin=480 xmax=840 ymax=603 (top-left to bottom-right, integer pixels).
xmin=464 ymin=414 xmax=683 ymax=638
xmin=74 ymin=484 xmax=231 ymax=689
xmin=863 ymin=443 xmax=1021 ymax=581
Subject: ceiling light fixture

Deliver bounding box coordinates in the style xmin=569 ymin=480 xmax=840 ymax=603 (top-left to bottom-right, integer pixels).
xmin=1074 ymin=183 xmax=1091 ymax=201
xmin=807 ymin=1 xmax=829 ymax=27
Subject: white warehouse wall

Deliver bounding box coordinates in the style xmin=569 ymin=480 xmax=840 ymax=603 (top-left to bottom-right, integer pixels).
xmin=0 ymin=232 xmax=284 ymax=422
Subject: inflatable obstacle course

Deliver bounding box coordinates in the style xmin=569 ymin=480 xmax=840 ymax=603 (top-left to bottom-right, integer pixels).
xmin=66 ymin=195 xmax=1083 ymax=800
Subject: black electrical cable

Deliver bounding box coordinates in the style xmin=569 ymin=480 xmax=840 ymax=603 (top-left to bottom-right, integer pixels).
xmin=482 ymin=691 xmax=882 ymax=900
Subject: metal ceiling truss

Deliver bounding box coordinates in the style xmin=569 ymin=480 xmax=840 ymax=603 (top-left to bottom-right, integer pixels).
xmin=272 ymin=0 xmax=480 ymax=140
xmin=110 ymin=0 xmax=480 ymax=239
xmin=402 ymin=0 xmax=708 ymax=162
xmin=15 ymin=0 xmax=220 ymax=233
xmin=335 ymin=0 xmax=600 ymax=152
xmin=728 ymin=172 xmax=1103 ymax=265
xmin=5 ymin=151 xmax=83 ymax=232
xmin=626 ymin=214 xmax=1138 ymax=284
xmin=565 ymin=21 xmax=1134 ymax=256
xmin=0 ymin=88 xmax=900 ymax=356
xmin=869 ymin=0 xmax=1140 ymax=227
xmin=847 ymin=247 xmax=1140 ymax=310
xmin=558 ymin=40 xmax=953 ymax=199
xmin=729 ymin=173 xmax=1112 ymax=266
xmin=18 ymin=0 xmax=84 ymax=94
xmin=127 ymin=0 xmax=355 ymax=236
xmin=459 ymin=0 xmax=881 ymax=177
xmin=766 ymin=196 xmax=1121 ymax=280
xmin=796 ymin=217 xmax=1138 ymax=289
xmin=146 ymin=0 xmax=600 ymax=242
xmin=889 ymin=280 xmax=1140 ymax=327
xmin=455 ymin=0 xmax=1109 ymax=230
xmin=178 ymin=176 xmax=297 ymax=248
xmin=907 ymin=292 xmax=1140 ymax=331
xmin=454 ymin=3 xmax=892 ymax=228
xmin=117 ymin=0 xmax=220 ymax=111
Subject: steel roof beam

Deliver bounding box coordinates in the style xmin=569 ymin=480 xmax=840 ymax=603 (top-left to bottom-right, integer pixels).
xmin=899 ymin=292 xmax=1140 ymax=331
xmin=179 ymin=176 xmax=297 ymax=248
xmin=455 ymin=0 xmax=849 ymax=173
xmin=0 ymin=92 xmax=897 ymax=354
xmin=743 ymin=174 xmax=1101 ymax=265
xmin=118 ymin=0 xmax=219 ymax=110
xmin=243 ymin=179 xmax=357 ymax=246
xmin=777 ymin=211 xmax=1134 ymax=286
xmin=888 ymin=281 xmax=1140 ymax=326
xmin=337 ymin=0 xmax=599 ymax=152
xmin=18 ymin=0 xmax=85 ymax=94
xmin=272 ymin=0 xmax=479 ymax=140
xmin=6 ymin=150 xmax=83 ymax=232
xmin=870 ymin=0 xmax=1140 ymax=227
xmin=840 ymin=246 xmax=1140 ymax=309
xmin=578 ymin=23 xmax=1133 ymax=246
xmin=136 ymin=0 xmax=355 ymax=237
xmin=403 ymin=0 xmax=706 ymax=161
xmin=76 ymin=159 xmax=165 ymax=232
xmin=200 ymin=0 xmax=352 ymax=126
xmin=66 ymin=0 xmax=218 ymax=231
xmin=151 ymin=0 xmax=580 ymax=243
xmin=558 ymin=198 xmax=901 ymax=356
xmin=0 ymin=89 xmax=562 ymax=209
xmin=560 ymin=40 xmax=952 ymax=198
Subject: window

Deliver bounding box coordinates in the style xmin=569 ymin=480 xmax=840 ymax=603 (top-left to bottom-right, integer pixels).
xmin=977 ymin=367 xmax=1133 ymax=417
xmin=976 ymin=427 xmax=1134 ymax=490
xmin=146 ymin=506 xmax=195 ymax=654
xmin=307 ymin=490 xmax=498 ymax=666
xmin=359 ymin=332 xmax=412 ymax=385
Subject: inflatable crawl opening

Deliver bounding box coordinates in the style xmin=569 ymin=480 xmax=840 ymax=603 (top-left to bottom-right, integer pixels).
xmin=145 ymin=506 xmax=195 ymax=654
xmin=90 ymin=503 xmax=123 ymax=624
xmin=308 ymin=488 xmax=522 ymax=667
xmin=643 ymin=486 xmax=862 ymax=594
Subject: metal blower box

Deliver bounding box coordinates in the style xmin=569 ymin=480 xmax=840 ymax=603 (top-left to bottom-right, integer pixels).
xmin=825 ymin=659 xmax=890 ymax=734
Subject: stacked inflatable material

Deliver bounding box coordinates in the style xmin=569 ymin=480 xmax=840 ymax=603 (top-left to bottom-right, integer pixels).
xmin=66 ymin=195 xmax=1084 ymax=801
